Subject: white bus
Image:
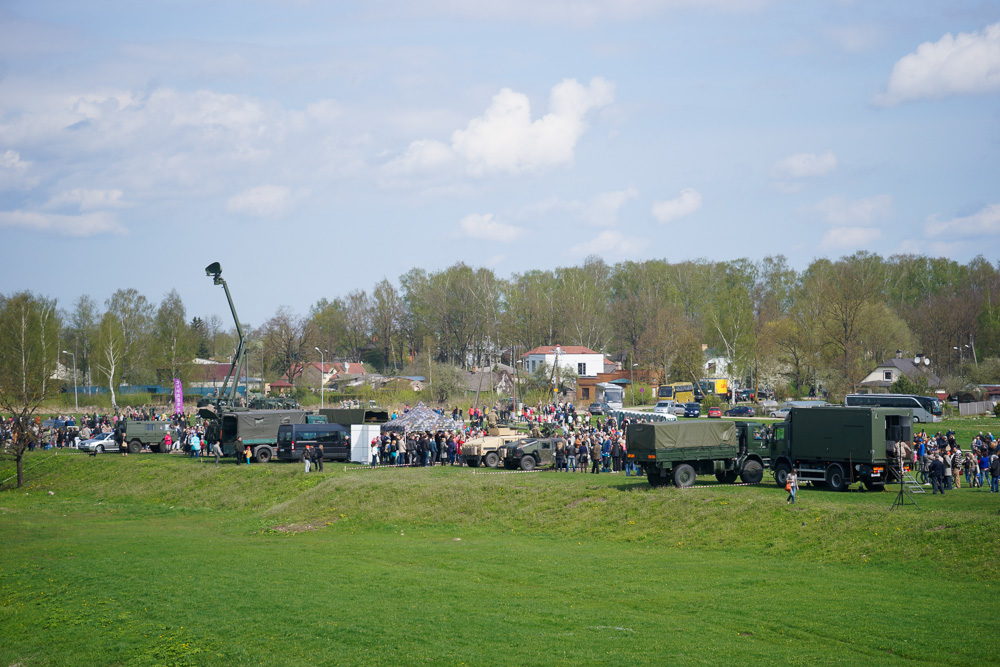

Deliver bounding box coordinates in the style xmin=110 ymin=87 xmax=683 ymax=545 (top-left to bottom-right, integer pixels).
xmin=844 ymin=393 xmax=942 ymax=423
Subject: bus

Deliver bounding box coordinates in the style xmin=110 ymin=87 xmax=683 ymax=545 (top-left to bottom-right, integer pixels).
xmin=844 ymin=394 xmax=942 ymax=423
xmin=657 ymin=382 xmax=696 ymax=404
xmin=698 ymin=378 xmax=728 ymax=398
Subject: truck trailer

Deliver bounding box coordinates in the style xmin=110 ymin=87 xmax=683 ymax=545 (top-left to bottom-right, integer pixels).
xmin=769 ymin=406 xmax=912 ymax=492
xmin=628 ymin=420 xmax=770 ymax=488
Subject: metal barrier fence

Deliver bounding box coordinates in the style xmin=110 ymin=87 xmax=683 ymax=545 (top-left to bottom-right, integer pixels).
xmin=959 ymin=400 xmax=995 ymax=416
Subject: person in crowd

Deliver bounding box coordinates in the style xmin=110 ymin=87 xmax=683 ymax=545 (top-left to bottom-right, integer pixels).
xmin=303 ymin=444 xmax=312 ymax=473
xmin=786 ymin=469 xmax=798 ymax=504
xmin=212 ymin=439 xmax=223 ymax=467
xmin=929 ymin=455 xmax=945 ymax=495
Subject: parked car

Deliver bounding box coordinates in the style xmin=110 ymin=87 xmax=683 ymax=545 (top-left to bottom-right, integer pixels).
xmin=724 ymin=405 xmax=756 ymax=417
xmin=707 ymin=406 xmax=722 ymax=418
xmin=78 ymin=431 xmax=118 ymax=454
xmin=769 ymin=407 xmax=791 ymax=419
xmin=588 ymin=402 xmax=612 ymax=415
xmin=683 ymin=402 xmax=702 ymax=418
xmin=653 ymin=400 xmax=679 ymax=416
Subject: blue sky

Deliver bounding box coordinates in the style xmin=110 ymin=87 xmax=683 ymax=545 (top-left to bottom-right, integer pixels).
xmin=1 ymin=1 xmax=998 ymax=325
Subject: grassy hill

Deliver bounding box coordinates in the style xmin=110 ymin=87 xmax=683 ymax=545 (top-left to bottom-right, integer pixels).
xmin=2 ymin=452 xmax=998 ymax=665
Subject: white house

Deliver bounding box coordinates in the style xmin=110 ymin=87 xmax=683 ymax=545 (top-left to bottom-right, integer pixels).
xmin=519 ymin=345 xmax=611 ymax=379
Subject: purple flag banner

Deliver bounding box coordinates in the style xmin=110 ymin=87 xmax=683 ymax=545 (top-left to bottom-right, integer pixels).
xmin=173 ymin=379 xmax=184 ymax=415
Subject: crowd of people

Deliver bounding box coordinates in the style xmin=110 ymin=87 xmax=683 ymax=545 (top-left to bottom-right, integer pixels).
xmin=914 ymin=428 xmax=1000 ymax=494
xmin=7 ymin=401 xmax=1000 ymax=495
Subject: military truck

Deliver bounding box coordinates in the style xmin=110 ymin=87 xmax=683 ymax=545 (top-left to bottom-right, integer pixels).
xmin=201 ymin=408 xmax=326 ymax=463
xmin=121 ymin=420 xmax=174 ymax=454
xmin=628 ymin=420 xmax=769 ymax=488
xmin=461 ymin=426 xmax=524 ymax=467
xmin=500 ymin=437 xmax=567 ymax=471
xmin=769 ymin=406 xmax=911 ymax=492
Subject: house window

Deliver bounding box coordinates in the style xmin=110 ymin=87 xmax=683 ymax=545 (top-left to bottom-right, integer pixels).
xmin=577 ymin=363 xmax=586 ymax=376
xmin=883 ymin=370 xmax=892 ymax=382
xmin=582 ymin=387 xmax=590 ymax=399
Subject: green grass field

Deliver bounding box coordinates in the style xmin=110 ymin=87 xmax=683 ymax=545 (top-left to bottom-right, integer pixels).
xmin=2 ymin=423 xmax=999 ymax=666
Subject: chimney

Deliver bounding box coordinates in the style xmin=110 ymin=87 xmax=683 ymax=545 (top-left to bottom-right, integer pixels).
xmin=895 ymin=349 xmax=902 ymax=359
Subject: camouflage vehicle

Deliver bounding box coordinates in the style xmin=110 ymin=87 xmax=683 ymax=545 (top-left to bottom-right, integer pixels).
xmin=200 ymin=408 xmax=326 ymax=463
xmin=461 ymin=426 xmax=523 ymax=468
xmin=627 ymin=420 xmax=769 ymax=488
xmin=500 ymin=437 xmax=567 ymax=471
xmin=769 ymin=406 xmax=912 ymax=492
xmin=121 ymin=420 xmax=174 ymax=454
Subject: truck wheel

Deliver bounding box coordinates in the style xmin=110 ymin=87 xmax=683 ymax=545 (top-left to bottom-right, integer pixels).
xmin=255 ymin=448 xmax=272 ymax=464
xmin=485 ymin=452 xmax=500 ymax=468
xmin=825 ymin=463 xmax=848 ymax=492
xmin=715 ymin=471 xmax=738 ymax=484
xmin=863 ymin=477 xmax=885 ymax=492
xmin=740 ymin=460 xmax=764 ymax=484
xmin=519 ymin=456 xmax=536 ymax=471
xmin=467 ymin=456 xmax=480 ymax=468
xmin=773 ymin=462 xmax=791 ymax=488
xmin=673 ymin=464 xmax=696 ymax=488
xmin=128 ymin=440 xmax=142 ymax=454
xmin=647 ymin=468 xmax=667 ymax=487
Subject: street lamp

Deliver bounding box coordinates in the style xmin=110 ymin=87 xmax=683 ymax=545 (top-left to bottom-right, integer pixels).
xmin=314 ymin=347 xmax=325 ymax=410
xmin=62 ymin=350 xmax=78 ymax=413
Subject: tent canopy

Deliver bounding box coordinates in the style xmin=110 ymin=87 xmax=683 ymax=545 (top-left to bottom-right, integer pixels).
xmin=382 ymin=402 xmax=463 ymax=433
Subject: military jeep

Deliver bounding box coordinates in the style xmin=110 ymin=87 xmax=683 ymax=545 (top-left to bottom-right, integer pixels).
xmin=501 ymin=437 xmax=567 ymax=471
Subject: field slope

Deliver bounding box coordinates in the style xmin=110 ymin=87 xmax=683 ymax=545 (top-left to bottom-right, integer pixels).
xmin=2 ymin=452 xmax=997 ymax=666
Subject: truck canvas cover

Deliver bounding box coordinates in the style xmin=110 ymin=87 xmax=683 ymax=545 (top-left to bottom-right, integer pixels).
xmin=629 ymin=421 xmax=738 ymax=462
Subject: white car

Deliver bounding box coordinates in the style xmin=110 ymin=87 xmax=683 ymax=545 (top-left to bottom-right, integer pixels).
xmin=769 ymin=408 xmax=791 ymax=419
xmin=653 ymin=400 xmax=678 ymax=416
xmin=78 ymin=431 xmax=118 ymax=454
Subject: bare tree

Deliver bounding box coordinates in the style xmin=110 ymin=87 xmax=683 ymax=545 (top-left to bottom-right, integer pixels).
xmin=260 ymin=306 xmax=313 ymax=384
xmin=0 ymin=292 xmax=61 ymax=488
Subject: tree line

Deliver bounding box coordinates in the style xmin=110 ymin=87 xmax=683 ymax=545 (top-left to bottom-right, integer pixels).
xmin=4 ymin=251 xmax=1000 ymax=407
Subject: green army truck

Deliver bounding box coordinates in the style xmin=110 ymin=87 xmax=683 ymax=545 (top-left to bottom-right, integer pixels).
xmin=628 ymin=420 xmax=769 ymax=488
xmin=201 ymin=408 xmax=326 ymax=463
xmin=769 ymin=406 xmax=912 ymax=492
xmin=121 ymin=420 xmax=173 ymax=454
xmin=500 ymin=437 xmax=567 ymax=471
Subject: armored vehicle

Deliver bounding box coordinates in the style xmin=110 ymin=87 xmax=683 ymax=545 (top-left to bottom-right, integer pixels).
xmin=201 ymin=409 xmax=326 ymax=463
xmin=628 ymin=420 xmax=769 ymax=488
xmin=769 ymin=406 xmax=912 ymax=492
xmin=500 ymin=437 xmax=567 ymax=471
xmin=121 ymin=420 xmax=173 ymax=454
xmin=461 ymin=426 xmax=524 ymax=467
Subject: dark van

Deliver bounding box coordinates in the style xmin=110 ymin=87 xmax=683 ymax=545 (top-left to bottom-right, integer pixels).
xmin=277 ymin=423 xmax=350 ymax=462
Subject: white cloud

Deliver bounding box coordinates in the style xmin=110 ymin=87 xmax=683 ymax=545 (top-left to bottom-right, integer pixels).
xmin=651 ymin=188 xmax=702 ymax=224
xmin=381 ymin=139 xmax=454 ymax=177
xmin=569 ymin=229 xmax=645 ymax=257
xmin=451 ymin=77 xmax=615 ymax=175
xmin=0 ymin=210 xmax=126 ymax=236
xmin=876 ymin=22 xmax=1000 ymax=106
xmin=926 ymin=203 xmax=1000 ymax=237
xmin=45 ymin=188 xmax=125 ymax=211
xmin=524 ymin=186 xmax=638 ymax=227
xmin=772 ymin=150 xmax=837 ymax=180
xmin=226 ymin=185 xmax=292 ymax=218
xmin=815 ymin=195 xmax=892 ymax=226
xmin=0 ymin=149 xmax=36 ymax=190
xmin=457 ymin=213 xmax=525 ymax=242
xmin=822 ymin=226 xmax=882 ymax=248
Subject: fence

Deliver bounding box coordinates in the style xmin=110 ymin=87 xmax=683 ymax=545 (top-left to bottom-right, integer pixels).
xmin=959 ymin=400 xmax=996 ymax=416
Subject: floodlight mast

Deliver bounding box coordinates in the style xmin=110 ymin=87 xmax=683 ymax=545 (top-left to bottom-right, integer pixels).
xmin=205 ymin=262 xmax=247 ymax=409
